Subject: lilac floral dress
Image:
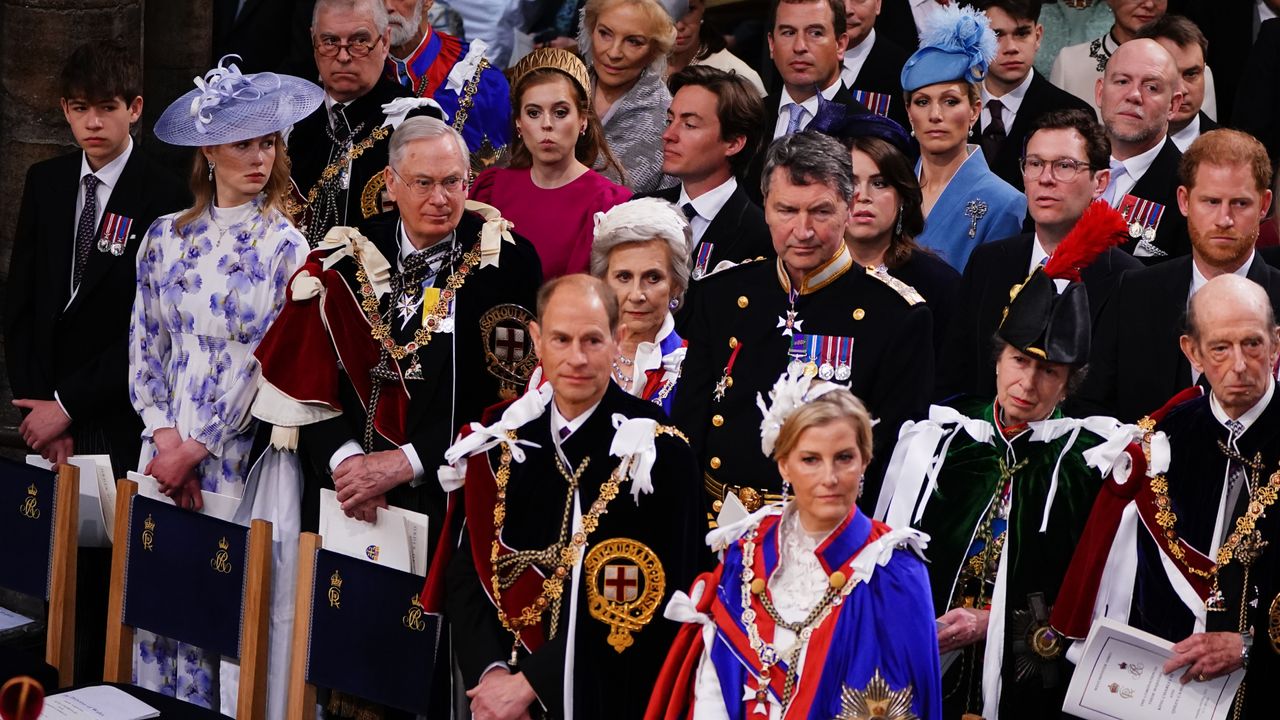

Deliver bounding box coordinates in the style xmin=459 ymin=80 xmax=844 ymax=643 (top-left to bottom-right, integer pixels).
xmin=127 ymin=195 xmax=303 ymax=708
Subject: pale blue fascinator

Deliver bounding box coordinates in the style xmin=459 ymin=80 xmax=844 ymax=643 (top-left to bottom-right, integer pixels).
xmin=154 ymin=55 xmax=324 ymax=146
xmin=900 ymin=5 xmax=997 ymax=93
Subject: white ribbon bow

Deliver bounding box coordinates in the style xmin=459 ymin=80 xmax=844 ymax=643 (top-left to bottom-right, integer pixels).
xmin=446 ymin=39 xmax=489 ymax=93
xmin=380 ymin=97 xmax=448 ymax=129
xmin=1028 ymin=415 xmax=1127 ymax=532
xmin=441 ymin=381 xmax=554 ymax=475
xmin=705 ymin=504 xmax=784 ymax=552
xmin=610 ymin=415 xmax=660 ymax=502
xmin=663 ymin=578 xmax=713 ymax=626
xmin=466 ymin=200 xmax=516 ymax=268
xmin=316 ymin=226 xmax=392 ymax=298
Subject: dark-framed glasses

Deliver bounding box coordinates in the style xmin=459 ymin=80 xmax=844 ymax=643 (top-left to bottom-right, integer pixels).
xmin=315 ymin=35 xmax=382 ymax=58
xmin=1021 ymin=156 xmax=1092 ymax=182
xmin=390 ymin=166 xmax=466 ymax=197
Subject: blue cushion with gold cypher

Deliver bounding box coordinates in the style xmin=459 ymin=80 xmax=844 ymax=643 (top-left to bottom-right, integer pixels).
xmin=122 ymin=495 xmax=248 ymax=658
xmin=0 ymin=457 xmax=58 ymax=600
xmin=307 ymin=549 xmax=439 ymax=714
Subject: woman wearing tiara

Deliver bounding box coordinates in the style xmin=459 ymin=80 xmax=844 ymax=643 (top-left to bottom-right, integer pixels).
xmin=646 ymin=369 xmax=941 ymax=720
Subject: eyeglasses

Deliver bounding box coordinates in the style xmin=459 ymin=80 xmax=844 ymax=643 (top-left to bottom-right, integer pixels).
xmin=1021 ymin=156 xmax=1093 ymax=182
xmin=314 ymin=35 xmax=383 ymax=58
xmin=389 ymin=166 xmax=467 ymax=197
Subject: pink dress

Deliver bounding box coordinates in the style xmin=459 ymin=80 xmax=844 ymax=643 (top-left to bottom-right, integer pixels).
xmin=470 ymin=166 xmax=632 ymax=278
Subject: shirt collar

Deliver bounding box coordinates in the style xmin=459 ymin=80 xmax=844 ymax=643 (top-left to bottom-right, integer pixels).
xmin=80 ymin=136 xmax=133 ymax=189
xmin=678 ymin=176 xmax=738 ymax=219
xmin=1259 ymin=0 xmax=1278 ymax=23
xmin=1030 ymin=233 xmax=1051 ymax=270
xmin=1169 ymin=114 xmax=1202 ymax=153
xmin=1112 ymin=137 xmax=1166 ymax=184
xmin=1189 ymin=251 xmax=1254 ymax=299
xmin=397 ymin=222 xmax=454 ymax=267
xmin=1209 ymin=376 xmax=1274 ymax=436
xmin=779 ymin=78 xmax=842 ymax=116
xmin=844 ymin=28 xmax=876 ymax=67
xmin=982 ymin=69 xmax=1034 ymax=114
xmin=776 ymin=243 xmax=854 ymax=295
xmin=551 ymin=397 xmax=600 ymax=441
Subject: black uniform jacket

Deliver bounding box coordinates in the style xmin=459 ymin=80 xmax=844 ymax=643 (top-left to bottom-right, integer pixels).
xmin=447 ymin=383 xmax=706 ymax=719
xmin=1071 ymin=253 xmax=1280 ymax=422
xmin=299 ymin=210 xmax=542 ymax=526
xmin=976 ymin=71 xmax=1093 ymax=193
xmin=4 ymin=147 xmax=188 ymax=473
xmin=1131 ymin=393 xmax=1280 ymax=719
xmin=671 ymin=247 xmax=934 ymax=511
xmin=1118 ymin=137 xmax=1190 ymax=262
xmin=287 ymin=78 xmax=414 ymax=244
xmin=938 ymin=232 xmax=1141 ymax=400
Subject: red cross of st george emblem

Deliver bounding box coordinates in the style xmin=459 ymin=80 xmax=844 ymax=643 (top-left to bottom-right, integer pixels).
xmin=494 ymin=326 xmax=525 ymax=362
xmin=603 ymin=564 xmax=639 ymax=602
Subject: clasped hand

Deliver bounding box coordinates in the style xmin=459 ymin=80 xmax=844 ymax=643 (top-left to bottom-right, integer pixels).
xmin=466 ymin=668 xmax=536 ymax=720
xmin=13 ymin=398 xmax=73 ymax=464
xmin=937 ymin=607 xmax=991 ymax=653
xmin=333 ymin=450 xmax=413 ymax=522
xmin=146 ymin=428 xmax=209 ymax=511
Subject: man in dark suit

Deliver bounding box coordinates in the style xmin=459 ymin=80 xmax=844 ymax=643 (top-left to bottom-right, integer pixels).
xmin=5 ymin=43 xmax=187 ymax=477
xmin=1232 ymin=18 xmax=1280 ymax=169
xmin=840 ymin=0 xmax=912 ymax=128
xmin=1095 ymin=38 xmax=1189 ymax=260
xmin=1138 ymin=14 xmax=1220 ymax=153
xmin=1072 ymin=129 xmax=1278 ymax=422
xmin=3 ymin=41 xmax=188 ymax=687
xmin=1176 ymin=0 xmax=1279 ymax=126
xmin=745 ymin=0 xmax=869 ymax=202
xmin=638 ymin=66 xmax=773 ymax=291
xmin=212 ymin=0 xmax=318 ymax=78
xmin=939 ymin=109 xmax=1141 ymax=400
xmin=973 ymin=0 xmax=1093 ymax=192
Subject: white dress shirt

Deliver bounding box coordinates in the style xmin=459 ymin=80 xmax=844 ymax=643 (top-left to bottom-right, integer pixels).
xmin=981 ymin=70 xmax=1034 ymax=131
xmin=73 ymin=137 xmax=133 ymax=296
xmin=1104 ymin=138 xmax=1166 ymax=206
xmin=909 ymin=0 xmax=948 ymax=35
xmin=1169 ymin=114 xmax=1203 ymax=153
xmin=773 ymin=80 xmax=843 ymax=139
xmin=1028 ymin=234 xmax=1069 ymax=292
xmin=840 ymin=29 xmax=876 ymax=89
xmin=679 ymin=176 xmax=738 ymax=245
xmin=1206 ymin=377 xmax=1274 ymax=555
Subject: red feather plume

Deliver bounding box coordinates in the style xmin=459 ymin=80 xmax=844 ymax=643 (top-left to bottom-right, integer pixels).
xmin=1042 ymin=201 xmax=1130 ymax=282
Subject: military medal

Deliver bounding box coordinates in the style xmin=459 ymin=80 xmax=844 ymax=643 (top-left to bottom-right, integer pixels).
xmin=692 ymin=242 xmax=714 ymax=280
xmin=835 ymin=336 xmax=853 ymax=381
xmin=964 ymin=199 xmax=988 ymax=239
xmin=849 ymin=89 xmax=891 ymax=117
xmin=97 ymin=212 xmax=133 ymax=256
xmin=777 ymin=289 xmax=803 ymax=337
xmin=817 ymin=335 xmax=836 ymax=379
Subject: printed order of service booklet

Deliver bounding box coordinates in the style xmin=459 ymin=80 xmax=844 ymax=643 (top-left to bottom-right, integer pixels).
xmin=1063 ymin=617 xmax=1244 ymax=720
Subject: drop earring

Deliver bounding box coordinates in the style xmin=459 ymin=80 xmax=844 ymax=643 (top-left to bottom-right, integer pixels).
xmin=781 ymin=479 xmax=792 ymax=504
xmin=207 ymin=160 xmax=215 ymax=182
xmin=894 ymin=208 xmax=903 ymax=238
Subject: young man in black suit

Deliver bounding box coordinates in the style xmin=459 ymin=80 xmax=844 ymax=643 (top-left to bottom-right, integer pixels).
xmin=1073 ymin=129 xmax=1279 ymax=422
xmin=972 ymin=0 xmax=1093 ymax=192
xmin=1137 ymin=14 xmax=1220 ymax=152
xmin=639 ymin=66 xmax=773 ymax=293
xmin=5 ymin=43 xmax=187 ymax=477
xmin=3 ymin=41 xmax=187 ymax=685
xmin=1095 ymin=38 xmax=1189 ymax=260
xmin=938 ymin=109 xmax=1141 ymax=400
xmin=839 ymin=0 xmax=911 ymax=128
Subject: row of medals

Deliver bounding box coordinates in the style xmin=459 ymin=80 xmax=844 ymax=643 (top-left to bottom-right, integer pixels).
xmin=787 ymin=357 xmax=851 ymax=382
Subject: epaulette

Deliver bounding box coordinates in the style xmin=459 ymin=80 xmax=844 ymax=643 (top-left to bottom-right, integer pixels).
xmin=700 ymin=254 xmax=768 ymax=280
xmin=865 ymin=266 xmax=925 ymax=306
xmin=656 ymin=424 xmax=690 ymax=445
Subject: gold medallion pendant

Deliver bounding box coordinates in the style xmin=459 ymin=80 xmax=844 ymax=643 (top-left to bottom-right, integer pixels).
xmin=584 ymin=538 xmax=665 ymax=653
xmin=836 ymin=670 xmax=919 ymax=720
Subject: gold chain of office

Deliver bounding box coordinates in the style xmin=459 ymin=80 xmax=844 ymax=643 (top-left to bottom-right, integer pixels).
xmin=353 ymin=248 xmax=479 ymax=360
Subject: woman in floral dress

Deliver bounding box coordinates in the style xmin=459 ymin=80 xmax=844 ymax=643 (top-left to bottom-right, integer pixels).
xmin=127 ymin=56 xmax=322 ymax=709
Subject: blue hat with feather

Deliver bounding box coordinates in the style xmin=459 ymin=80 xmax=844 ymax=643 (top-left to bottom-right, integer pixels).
xmin=900 ymin=5 xmax=997 ymax=93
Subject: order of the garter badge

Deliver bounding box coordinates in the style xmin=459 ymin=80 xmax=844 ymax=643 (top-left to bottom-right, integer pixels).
xmin=480 ymin=304 xmax=538 ymax=399
xmin=584 ymin=538 xmax=665 ymax=653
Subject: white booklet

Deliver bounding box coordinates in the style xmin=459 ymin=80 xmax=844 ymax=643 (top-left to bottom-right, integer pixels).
xmin=318 ymin=488 xmax=429 ymax=576
xmin=0 ymin=605 xmax=36 ymax=632
xmin=39 ymin=684 xmax=159 ymax=719
xmin=26 ymin=454 xmax=116 ymax=547
xmin=1063 ymin=617 xmax=1244 ymax=720
xmin=126 ymin=471 xmax=241 ymax=522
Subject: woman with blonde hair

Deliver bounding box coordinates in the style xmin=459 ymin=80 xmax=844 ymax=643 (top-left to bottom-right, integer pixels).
xmin=471 ymin=47 xmax=631 ymax=278
xmin=647 ymin=369 xmax=941 ymax=719
xmin=579 ymin=0 xmax=679 ymax=192
xmin=127 ymin=56 xmax=319 ymax=709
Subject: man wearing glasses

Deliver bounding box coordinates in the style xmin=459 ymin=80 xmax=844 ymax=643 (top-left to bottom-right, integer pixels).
xmin=288 ymin=0 xmax=441 ymax=247
xmin=938 ymin=109 xmax=1141 ymax=400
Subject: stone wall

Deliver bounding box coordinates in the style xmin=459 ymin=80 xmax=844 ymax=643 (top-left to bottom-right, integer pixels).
xmin=0 ymin=0 xmax=210 ymax=457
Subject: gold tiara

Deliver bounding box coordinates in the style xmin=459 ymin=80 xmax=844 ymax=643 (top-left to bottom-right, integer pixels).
xmin=509 ymin=48 xmax=592 ymax=99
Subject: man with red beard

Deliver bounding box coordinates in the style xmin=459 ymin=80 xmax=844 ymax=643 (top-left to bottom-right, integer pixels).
xmin=1075 ymin=129 xmax=1280 ymax=422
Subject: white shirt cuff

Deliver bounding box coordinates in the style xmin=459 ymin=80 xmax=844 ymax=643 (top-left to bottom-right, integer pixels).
xmin=329 ymin=440 xmax=365 ymax=473
xmin=53 ymin=391 xmax=72 ymax=422
xmin=401 ymin=443 xmax=425 ymax=484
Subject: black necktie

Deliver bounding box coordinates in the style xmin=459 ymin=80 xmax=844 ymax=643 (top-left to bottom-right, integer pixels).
xmin=982 ymin=98 xmax=1007 ymax=161
xmin=681 ymin=203 xmax=697 ymax=221
xmin=331 ymin=103 xmax=352 ymax=144
xmin=74 ymin=174 xmax=101 ymax=290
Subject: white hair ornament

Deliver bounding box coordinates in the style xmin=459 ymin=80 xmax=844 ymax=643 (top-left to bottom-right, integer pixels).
xmin=756 ymin=365 xmax=844 ymax=458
